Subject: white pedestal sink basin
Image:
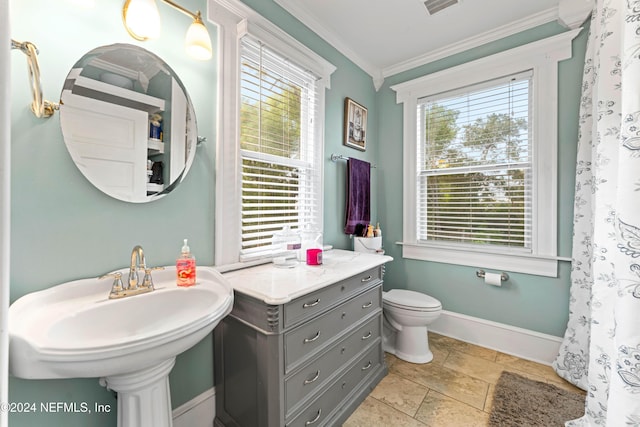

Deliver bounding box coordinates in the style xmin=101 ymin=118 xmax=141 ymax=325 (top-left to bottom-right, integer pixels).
xmin=9 ymin=265 xmax=234 ymax=427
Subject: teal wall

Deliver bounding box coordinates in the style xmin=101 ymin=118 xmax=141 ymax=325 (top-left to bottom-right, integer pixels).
xmin=8 ymin=0 xmax=586 ymax=425
xmin=376 ymin=22 xmax=588 ymax=338
xmin=8 ymin=0 xmax=374 ymax=425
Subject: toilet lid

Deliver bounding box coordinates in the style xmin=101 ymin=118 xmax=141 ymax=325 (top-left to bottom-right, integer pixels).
xmin=384 ymin=289 xmax=442 ymax=310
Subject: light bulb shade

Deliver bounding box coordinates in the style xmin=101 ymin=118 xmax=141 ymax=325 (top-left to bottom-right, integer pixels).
xmin=123 ymin=0 xmax=161 ymax=41
xmin=185 ymin=19 xmax=213 ymax=60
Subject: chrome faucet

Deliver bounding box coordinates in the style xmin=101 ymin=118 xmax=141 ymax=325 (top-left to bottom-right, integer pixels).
xmin=99 ymin=245 xmax=163 ymax=299
xmin=128 ymin=245 xmax=147 ymax=290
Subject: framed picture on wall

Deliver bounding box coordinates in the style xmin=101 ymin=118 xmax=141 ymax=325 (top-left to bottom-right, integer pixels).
xmin=344 ymin=97 xmax=367 ymax=151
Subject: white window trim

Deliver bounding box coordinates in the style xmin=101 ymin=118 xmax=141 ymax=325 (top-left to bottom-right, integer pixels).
xmin=390 ymin=29 xmax=581 ymax=277
xmin=208 ymin=0 xmax=335 ymax=267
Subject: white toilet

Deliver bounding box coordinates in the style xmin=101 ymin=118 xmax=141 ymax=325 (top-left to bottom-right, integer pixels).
xmin=382 ymin=289 xmax=442 ymax=364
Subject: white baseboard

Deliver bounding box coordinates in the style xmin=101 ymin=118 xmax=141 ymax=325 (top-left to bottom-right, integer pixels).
xmin=429 ymin=310 xmax=562 ymax=365
xmin=173 ymin=387 xmax=215 ymax=427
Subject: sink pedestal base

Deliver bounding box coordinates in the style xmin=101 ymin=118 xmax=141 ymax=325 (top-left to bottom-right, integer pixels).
xmin=100 ymin=358 xmax=176 ymax=427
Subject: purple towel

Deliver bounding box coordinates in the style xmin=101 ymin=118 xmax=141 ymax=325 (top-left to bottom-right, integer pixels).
xmin=344 ymin=158 xmax=370 ymax=235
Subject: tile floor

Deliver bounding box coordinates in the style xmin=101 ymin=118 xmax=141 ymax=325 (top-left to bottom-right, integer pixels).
xmin=343 ymin=333 xmax=584 ymax=426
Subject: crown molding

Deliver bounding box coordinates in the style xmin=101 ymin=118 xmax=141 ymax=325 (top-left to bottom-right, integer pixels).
xmin=382 ymin=7 xmax=559 ymax=78
xmin=557 ymin=0 xmax=593 ymax=29
xmin=267 ymin=1 xmax=590 ymax=90
xmin=273 ymin=0 xmax=383 ymax=89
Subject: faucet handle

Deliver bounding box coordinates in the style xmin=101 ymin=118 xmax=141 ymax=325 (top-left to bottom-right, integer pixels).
xmin=142 ymin=268 xmax=154 ymax=290
xmin=142 ymin=266 xmax=164 ymax=290
xmin=99 ymin=272 xmax=124 ymax=297
xmin=99 ymin=271 xmax=122 ymax=280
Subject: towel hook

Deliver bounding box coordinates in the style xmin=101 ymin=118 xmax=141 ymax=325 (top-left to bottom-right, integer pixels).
xmin=11 ymin=39 xmax=59 ymax=118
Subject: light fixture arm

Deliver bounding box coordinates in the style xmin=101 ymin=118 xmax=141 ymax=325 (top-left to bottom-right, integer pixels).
xmin=122 ymin=0 xmax=212 ymax=60
xmin=160 ymin=0 xmax=202 ymax=22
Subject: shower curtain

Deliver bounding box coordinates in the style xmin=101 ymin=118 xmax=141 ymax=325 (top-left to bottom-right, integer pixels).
xmin=553 ymin=0 xmax=640 ymax=425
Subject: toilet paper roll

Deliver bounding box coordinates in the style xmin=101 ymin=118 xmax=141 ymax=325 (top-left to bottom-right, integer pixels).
xmin=484 ymin=272 xmax=503 ymax=287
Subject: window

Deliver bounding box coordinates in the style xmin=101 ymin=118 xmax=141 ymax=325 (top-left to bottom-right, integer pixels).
xmin=418 ymin=72 xmax=532 ymax=250
xmin=239 ymin=38 xmax=321 ymax=259
xmin=210 ymin=0 xmax=335 ymax=267
xmin=391 ymin=30 xmax=580 ymax=277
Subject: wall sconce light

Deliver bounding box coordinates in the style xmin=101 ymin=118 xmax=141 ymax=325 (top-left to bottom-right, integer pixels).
xmin=122 ymin=0 xmax=213 ymax=61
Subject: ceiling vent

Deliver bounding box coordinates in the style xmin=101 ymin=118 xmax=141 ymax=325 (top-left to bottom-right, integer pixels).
xmin=423 ymin=0 xmax=458 ymax=15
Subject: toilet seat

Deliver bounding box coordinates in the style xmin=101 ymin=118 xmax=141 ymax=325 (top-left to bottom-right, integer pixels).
xmin=383 ymin=289 xmax=442 ymax=312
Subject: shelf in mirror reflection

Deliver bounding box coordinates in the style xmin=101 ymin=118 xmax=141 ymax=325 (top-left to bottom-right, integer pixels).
xmin=66 ymin=68 xmax=166 ymax=114
xmin=148 ymin=138 xmax=165 ymax=154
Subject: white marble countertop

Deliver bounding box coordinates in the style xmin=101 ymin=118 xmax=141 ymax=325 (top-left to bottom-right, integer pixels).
xmin=220 ymin=249 xmax=393 ymax=305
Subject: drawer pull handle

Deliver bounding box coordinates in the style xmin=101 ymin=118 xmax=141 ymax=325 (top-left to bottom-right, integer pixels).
xmin=362 ymin=331 xmax=372 ymax=340
xmin=305 ymin=409 xmax=322 ymax=426
xmin=304 ymin=331 xmax=321 ymax=343
xmin=362 ymin=301 xmax=373 ymax=309
xmin=361 ymin=361 xmax=373 ymax=371
xmin=303 ymin=370 xmax=320 ymax=385
xmin=361 ymin=275 xmax=373 ymax=282
xmin=303 ymin=299 xmax=320 ymax=308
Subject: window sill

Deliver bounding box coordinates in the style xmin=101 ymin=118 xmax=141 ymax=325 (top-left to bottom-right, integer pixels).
xmin=400 ymin=243 xmax=562 ymax=277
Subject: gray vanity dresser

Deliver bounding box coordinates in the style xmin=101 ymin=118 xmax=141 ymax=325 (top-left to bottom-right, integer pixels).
xmin=214 ymin=249 xmax=392 ymax=427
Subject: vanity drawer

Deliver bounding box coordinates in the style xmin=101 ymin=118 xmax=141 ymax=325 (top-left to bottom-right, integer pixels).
xmin=284 ymin=287 xmax=381 ymax=372
xmin=285 ymin=344 xmax=382 ymax=427
xmin=284 ymin=267 xmax=381 ymax=328
xmin=285 ymin=314 xmax=381 ymax=414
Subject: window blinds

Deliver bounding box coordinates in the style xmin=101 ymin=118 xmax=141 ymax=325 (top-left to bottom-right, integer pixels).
xmin=239 ymin=37 xmax=321 ymax=258
xmin=417 ymin=72 xmax=533 ymax=249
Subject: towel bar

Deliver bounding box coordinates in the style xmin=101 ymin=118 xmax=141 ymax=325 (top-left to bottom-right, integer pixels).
xmin=330 ymin=154 xmax=376 ymax=168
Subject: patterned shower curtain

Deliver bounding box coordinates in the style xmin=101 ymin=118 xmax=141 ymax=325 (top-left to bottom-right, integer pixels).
xmin=553 ymin=0 xmax=640 ymax=425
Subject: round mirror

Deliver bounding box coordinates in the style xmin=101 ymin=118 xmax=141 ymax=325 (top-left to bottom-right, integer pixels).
xmin=59 ymin=44 xmax=197 ymax=203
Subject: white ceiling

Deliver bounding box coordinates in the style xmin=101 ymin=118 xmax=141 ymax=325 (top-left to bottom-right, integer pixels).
xmin=274 ymin=0 xmax=592 ymax=88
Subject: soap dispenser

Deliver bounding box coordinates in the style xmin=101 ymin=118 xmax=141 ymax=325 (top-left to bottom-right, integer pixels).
xmin=176 ymin=239 xmax=196 ymax=287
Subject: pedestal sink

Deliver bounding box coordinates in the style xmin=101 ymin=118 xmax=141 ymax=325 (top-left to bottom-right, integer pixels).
xmin=9 ymin=265 xmax=234 ymax=427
